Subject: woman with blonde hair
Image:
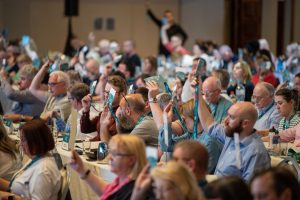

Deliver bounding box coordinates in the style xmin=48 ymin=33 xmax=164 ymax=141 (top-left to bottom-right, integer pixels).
xmin=0 ymin=120 xmax=22 ymax=180
xmin=227 ymin=61 xmax=254 ymax=101
xmin=151 ymin=161 xmax=205 ymax=200
xmin=70 ymin=134 xmax=147 ymax=200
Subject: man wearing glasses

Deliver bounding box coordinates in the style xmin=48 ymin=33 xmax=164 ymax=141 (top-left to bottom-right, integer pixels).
xmin=252 ymin=82 xmax=280 ymax=131
xmin=29 ymin=61 xmax=71 ymax=123
xmin=114 ymin=93 xmax=158 ymax=147
xmin=202 ymin=76 xmax=232 ymax=124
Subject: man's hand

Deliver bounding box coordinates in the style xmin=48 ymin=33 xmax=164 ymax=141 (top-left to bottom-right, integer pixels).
xmin=146 ymin=81 xmax=160 ymax=99
xmin=3 ymin=113 xmax=22 ymax=123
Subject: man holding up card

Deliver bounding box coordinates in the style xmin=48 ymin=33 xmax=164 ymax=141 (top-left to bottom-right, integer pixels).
xmin=194 ymin=77 xmax=270 ymax=181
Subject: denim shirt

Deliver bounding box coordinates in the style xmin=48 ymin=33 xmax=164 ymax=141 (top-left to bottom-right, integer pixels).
xmin=159 ymin=124 xmax=223 ymax=174
xmin=208 ymin=123 xmax=270 ymax=181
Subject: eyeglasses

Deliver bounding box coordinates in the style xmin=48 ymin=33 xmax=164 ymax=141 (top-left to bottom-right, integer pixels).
xmin=109 ymin=150 xmax=133 ymax=158
xmin=48 ymin=81 xmax=64 ymax=87
xmin=202 ymin=89 xmax=219 ymax=96
xmin=67 ymin=96 xmax=74 ymax=101
xmin=251 ymin=95 xmax=264 ymax=102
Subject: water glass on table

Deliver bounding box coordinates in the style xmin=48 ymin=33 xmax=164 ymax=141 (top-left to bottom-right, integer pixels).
xmin=83 ymin=139 xmax=91 ymax=154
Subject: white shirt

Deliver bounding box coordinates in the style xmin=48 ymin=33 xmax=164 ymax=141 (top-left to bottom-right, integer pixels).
xmin=11 ymin=156 xmax=61 ymax=200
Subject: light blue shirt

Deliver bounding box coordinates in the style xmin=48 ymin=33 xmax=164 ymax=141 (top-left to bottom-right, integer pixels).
xmin=254 ymin=101 xmax=281 ymax=130
xmin=159 ymin=124 xmax=223 ymax=174
xmin=208 ymin=123 xmax=270 ymax=181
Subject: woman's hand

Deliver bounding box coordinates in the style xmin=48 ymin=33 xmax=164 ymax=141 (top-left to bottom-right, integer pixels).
xmin=69 ymin=150 xmax=85 ymax=176
xmin=81 ymin=94 xmax=92 ymax=112
xmin=131 ymin=164 xmax=152 ymax=200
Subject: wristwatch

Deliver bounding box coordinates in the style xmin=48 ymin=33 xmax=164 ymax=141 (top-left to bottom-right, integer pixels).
xmin=148 ymin=97 xmax=157 ymax=103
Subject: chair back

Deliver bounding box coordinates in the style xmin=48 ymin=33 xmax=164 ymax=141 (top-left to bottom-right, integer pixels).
xmin=57 ymin=165 xmax=70 ymax=200
xmin=277 ymin=156 xmax=300 ymax=182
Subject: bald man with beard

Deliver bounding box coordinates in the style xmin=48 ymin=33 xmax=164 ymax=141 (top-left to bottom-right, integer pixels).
xmin=195 ymin=78 xmax=270 ymax=181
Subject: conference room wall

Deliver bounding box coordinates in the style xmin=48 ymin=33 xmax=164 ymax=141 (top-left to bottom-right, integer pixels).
xmin=295 ymin=0 xmax=300 ymax=44
xmin=0 ymin=0 xmax=299 ymax=57
xmin=0 ymin=0 xmax=3 ymax=28
xmin=0 ymin=0 xmax=180 ymax=57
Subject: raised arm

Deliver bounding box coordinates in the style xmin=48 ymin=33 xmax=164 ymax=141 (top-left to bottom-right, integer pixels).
xmin=145 ymin=0 xmax=162 ymax=27
xmin=70 ymin=150 xmax=107 ymax=196
xmin=29 ymin=61 xmax=50 ymax=103
xmin=160 ymin=25 xmax=169 ymax=46
xmin=193 ymin=78 xmax=214 ymax=132
xmin=146 ymin=81 xmax=164 ymax=130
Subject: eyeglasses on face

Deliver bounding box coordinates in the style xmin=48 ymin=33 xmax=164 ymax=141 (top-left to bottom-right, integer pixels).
xmin=109 ymin=150 xmax=133 ymax=157
xmin=202 ymin=89 xmax=219 ymax=96
xmin=48 ymin=81 xmax=64 ymax=87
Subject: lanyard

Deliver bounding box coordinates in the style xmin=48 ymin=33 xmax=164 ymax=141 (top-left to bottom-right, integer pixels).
xmin=164 ymin=82 xmax=188 ymax=132
xmin=134 ymin=114 xmax=145 ymax=129
xmin=8 ymin=156 xmax=42 ymax=189
xmin=193 ymin=84 xmax=199 ymax=139
xmin=258 ymin=102 xmax=274 ymax=119
xmin=283 ymin=112 xmax=296 ymax=130
xmin=108 ymin=106 xmax=120 ymax=125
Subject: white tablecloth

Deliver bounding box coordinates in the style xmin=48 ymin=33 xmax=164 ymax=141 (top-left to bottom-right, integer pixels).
xmin=56 ymin=143 xmax=116 ymax=200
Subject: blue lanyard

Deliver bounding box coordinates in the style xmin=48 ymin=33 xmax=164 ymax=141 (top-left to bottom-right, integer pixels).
xmin=8 ymin=156 xmax=42 ymax=189
xmin=164 ymin=82 xmax=188 ymax=132
xmin=258 ymin=102 xmax=274 ymax=119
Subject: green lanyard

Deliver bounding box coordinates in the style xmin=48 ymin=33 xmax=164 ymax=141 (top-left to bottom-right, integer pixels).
xmin=134 ymin=114 xmax=145 ymax=129
xmin=8 ymin=156 xmax=42 ymax=190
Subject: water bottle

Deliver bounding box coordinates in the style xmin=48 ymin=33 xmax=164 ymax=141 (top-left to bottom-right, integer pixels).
xmin=270 ymin=127 xmax=281 ymax=155
xmin=235 ymin=80 xmax=245 ymax=102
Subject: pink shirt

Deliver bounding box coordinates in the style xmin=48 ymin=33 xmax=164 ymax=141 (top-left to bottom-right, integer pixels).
xmin=101 ymin=176 xmax=131 ymax=200
xmin=279 ymin=123 xmax=300 ymax=147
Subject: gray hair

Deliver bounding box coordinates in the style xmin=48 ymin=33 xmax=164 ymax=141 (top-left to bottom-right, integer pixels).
xmin=50 ymin=70 xmax=70 ymax=89
xmin=19 ymin=64 xmax=37 ymax=80
xmin=258 ymin=82 xmax=275 ymax=96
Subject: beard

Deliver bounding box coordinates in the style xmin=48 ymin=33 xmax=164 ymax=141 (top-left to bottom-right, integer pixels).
xmin=117 ymin=114 xmax=135 ymax=133
xmin=224 ymin=121 xmax=243 ymax=137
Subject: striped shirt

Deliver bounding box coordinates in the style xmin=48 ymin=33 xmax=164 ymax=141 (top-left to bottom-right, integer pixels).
xmin=278 ymin=112 xmax=300 ymax=132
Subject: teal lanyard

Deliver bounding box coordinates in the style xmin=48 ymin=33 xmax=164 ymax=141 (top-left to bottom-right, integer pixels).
xmin=108 ymin=106 xmax=120 ymax=125
xmin=258 ymin=102 xmax=274 ymax=119
xmin=164 ymin=82 xmax=188 ymax=132
xmin=8 ymin=156 xmax=42 ymax=190
xmin=134 ymin=114 xmax=145 ymax=129
xmin=283 ymin=112 xmax=296 ymax=130
xmin=193 ymin=84 xmax=199 ymax=139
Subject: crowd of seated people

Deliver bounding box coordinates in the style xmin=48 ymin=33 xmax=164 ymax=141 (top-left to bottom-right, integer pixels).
xmin=1 ymin=12 xmax=300 ymax=200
